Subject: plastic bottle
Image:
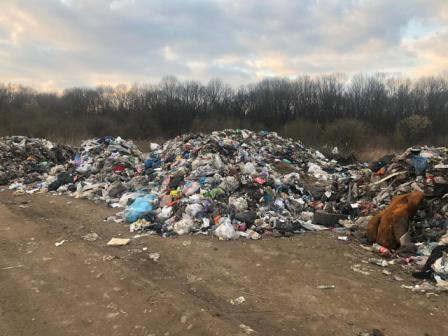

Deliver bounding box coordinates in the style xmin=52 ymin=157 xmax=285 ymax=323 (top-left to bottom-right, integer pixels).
xmin=372 ymin=243 xmax=392 ymax=257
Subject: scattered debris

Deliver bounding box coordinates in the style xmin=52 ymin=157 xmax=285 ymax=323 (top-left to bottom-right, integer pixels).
xmin=107 ymin=238 xmax=130 ymax=246
xmin=2 ymin=131 xmax=448 ymax=291
xmin=230 ymin=296 xmax=246 ymax=305
xmin=2 ymin=264 xmax=24 ymax=270
xmin=55 ymin=239 xmax=67 ymax=247
xmin=82 ymin=232 xmax=99 ymax=242
xmin=351 ymin=264 xmax=370 ymax=276
xmin=359 ymin=329 xmax=384 ymax=336
xmin=368 ymin=258 xmax=389 ymax=267
xmin=102 ymin=255 xmax=118 ymax=261
xmin=239 ymin=324 xmax=255 ymax=334
xmin=148 ymin=252 xmax=160 ymax=262
xmin=317 ymin=285 xmax=336 ymax=289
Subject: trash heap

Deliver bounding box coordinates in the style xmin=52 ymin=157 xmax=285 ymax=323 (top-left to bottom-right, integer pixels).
xmin=1 ymin=132 xmax=447 ymax=290
xmin=364 ymin=146 xmax=448 ymax=243
xmin=0 ymin=131 xmax=369 ymax=237
xmin=120 ymin=129 xmax=362 ymax=238
xmin=0 ymin=136 xmax=74 ymax=187
xmin=46 ymin=136 xmax=146 ymax=203
xmin=354 ymin=146 xmax=448 ymax=291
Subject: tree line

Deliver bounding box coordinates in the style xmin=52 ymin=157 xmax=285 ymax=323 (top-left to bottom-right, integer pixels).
xmin=1 ymin=73 xmax=447 ymax=150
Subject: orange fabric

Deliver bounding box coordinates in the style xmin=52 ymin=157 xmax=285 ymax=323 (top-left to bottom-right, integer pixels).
xmin=374 ymin=167 xmax=386 ymax=176
xmin=367 ymin=191 xmax=424 ymax=250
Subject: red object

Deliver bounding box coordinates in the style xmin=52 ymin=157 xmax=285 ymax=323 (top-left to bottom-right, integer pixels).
xmin=374 ymin=167 xmax=386 ymax=176
xmin=425 ymin=175 xmax=435 ymax=186
xmin=254 ymin=177 xmax=266 ymax=185
xmin=112 ymin=165 xmax=126 ymax=173
xmin=237 ymin=223 xmax=247 ymax=231
xmin=167 ymin=200 xmax=179 ymax=207
xmin=400 ymin=256 xmax=413 ymax=264
xmin=213 ymin=215 xmax=221 ymax=225
xmin=310 ymin=201 xmax=324 ymax=210
xmin=372 ymin=243 xmax=392 ymax=257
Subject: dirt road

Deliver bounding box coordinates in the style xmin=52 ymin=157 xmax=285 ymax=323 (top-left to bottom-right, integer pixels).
xmin=0 ymin=191 xmax=446 ymax=336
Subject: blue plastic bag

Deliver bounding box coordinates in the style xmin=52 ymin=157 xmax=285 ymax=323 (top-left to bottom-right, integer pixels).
xmin=144 ymin=157 xmax=161 ymax=170
xmin=124 ymin=194 xmax=156 ymax=223
xmin=410 ymin=155 xmax=428 ymax=176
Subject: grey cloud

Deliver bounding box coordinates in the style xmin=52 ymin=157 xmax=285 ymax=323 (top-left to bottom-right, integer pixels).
xmin=0 ymin=0 xmax=447 ymax=90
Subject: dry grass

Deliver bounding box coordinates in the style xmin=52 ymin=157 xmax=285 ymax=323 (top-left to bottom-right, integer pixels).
xmin=356 ymin=147 xmax=399 ymax=162
xmin=133 ymin=138 xmax=166 ymax=152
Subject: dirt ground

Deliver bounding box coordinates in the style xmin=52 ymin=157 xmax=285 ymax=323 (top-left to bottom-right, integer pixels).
xmin=0 ymin=191 xmax=446 ymax=336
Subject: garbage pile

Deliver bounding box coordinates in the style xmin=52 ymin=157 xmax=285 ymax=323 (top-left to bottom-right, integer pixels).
xmin=364 ymin=146 xmax=448 ymax=243
xmin=121 ymin=129 xmax=363 ymax=238
xmin=1 ymin=131 xmax=447 ymax=290
xmin=47 ymin=136 xmax=146 ymax=203
xmin=354 ymin=146 xmax=448 ymax=290
xmin=0 ymin=136 xmax=74 ymax=187
xmin=2 ymin=131 xmax=365 ymax=236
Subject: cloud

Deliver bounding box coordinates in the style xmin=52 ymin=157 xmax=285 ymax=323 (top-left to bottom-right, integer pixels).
xmin=405 ymin=29 xmax=448 ymax=77
xmin=0 ymin=0 xmax=447 ymax=90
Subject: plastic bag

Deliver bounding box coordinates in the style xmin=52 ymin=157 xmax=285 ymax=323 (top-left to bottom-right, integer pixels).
xmin=124 ymin=194 xmax=156 ymax=223
xmin=307 ymin=163 xmax=328 ymax=180
xmin=157 ymin=206 xmax=173 ymax=221
xmin=213 ymin=154 xmax=224 ymax=169
xmin=432 ymin=253 xmax=448 ymax=276
xmin=118 ymin=192 xmax=146 ymax=207
xmin=410 ymin=155 xmax=428 ymax=176
xmin=183 ymin=181 xmax=201 ymax=196
xmin=228 ymin=196 xmax=248 ymax=212
xmin=214 ymin=217 xmax=238 ymax=240
xmin=219 ymin=176 xmax=239 ymax=192
xmin=242 ymin=162 xmax=256 ymax=175
xmin=185 ymin=203 xmax=203 ymax=218
xmin=173 ymin=216 xmax=194 ymax=235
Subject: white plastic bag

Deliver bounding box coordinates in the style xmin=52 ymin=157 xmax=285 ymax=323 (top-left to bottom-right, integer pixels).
xmin=173 ymin=216 xmax=194 ymax=235
xmin=432 ymin=253 xmax=448 ymax=276
xmin=185 ymin=203 xmax=203 ymax=217
xmin=228 ymin=196 xmax=248 ymax=212
xmin=214 ymin=217 xmax=238 ymax=240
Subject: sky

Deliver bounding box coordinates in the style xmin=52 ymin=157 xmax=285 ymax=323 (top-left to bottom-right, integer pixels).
xmin=0 ymin=0 xmax=447 ymax=91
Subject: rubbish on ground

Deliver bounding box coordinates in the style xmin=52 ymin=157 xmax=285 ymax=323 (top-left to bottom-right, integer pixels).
xmin=317 ymin=285 xmax=336 ymax=289
xmin=351 ymin=264 xmax=370 ymax=275
xmin=102 ymin=255 xmax=117 ymax=261
xmin=107 ymin=238 xmax=130 ymax=246
xmin=230 ymin=296 xmax=246 ymax=305
xmin=239 ymin=324 xmax=255 ymax=334
xmin=413 ymin=244 xmax=448 ymax=280
xmin=3 ymin=131 xmax=448 ymax=291
xmin=371 ymin=243 xmax=392 ymax=257
xmin=148 ymin=252 xmax=160 ymax=261
xmin=55 ymin=239 xmax=66 ymax=247
xmin=368 ymin=258 xmax=389 ymax=267
xmin=314 ymin=210 xmax=347 ymax=227
xmin=359 ymin=329 xmax=384 ymax=336
xmin=82 ymin=232 xmax=99 ymax=242
xmin=2 ymin=264 xmax=24 ymax=270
